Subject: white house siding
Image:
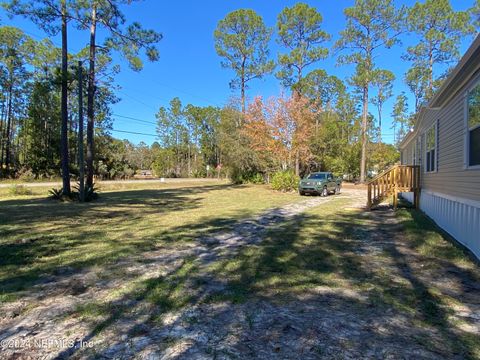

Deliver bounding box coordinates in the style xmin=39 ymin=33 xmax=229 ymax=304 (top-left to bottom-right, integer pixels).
xmin=400 ymin=190 xmax=480 ymax=258
xmin=420 ymin=191 xmax=480 ymax=258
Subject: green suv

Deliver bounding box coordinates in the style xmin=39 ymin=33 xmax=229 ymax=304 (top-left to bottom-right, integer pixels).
xmin=298 ymin=172 xmax=342 ymax=196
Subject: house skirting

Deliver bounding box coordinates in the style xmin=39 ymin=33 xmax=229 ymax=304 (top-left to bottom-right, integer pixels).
xmin=400 ymin=191 xmax=480 ymax=260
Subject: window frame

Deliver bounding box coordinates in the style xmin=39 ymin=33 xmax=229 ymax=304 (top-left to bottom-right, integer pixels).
xmin=465 ymin=77 xmax=480 ymax=170
xmin=424 ymin=122 xmax=438 ymax=173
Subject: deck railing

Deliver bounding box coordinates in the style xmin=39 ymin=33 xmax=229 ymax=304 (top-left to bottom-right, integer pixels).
xmin=367 ymin=165 xmax=420 ymax=209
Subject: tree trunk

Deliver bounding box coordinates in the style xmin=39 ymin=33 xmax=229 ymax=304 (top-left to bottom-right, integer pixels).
xmin=0 ymin=97 xmax=4 ymax=172
xmin=428 ymin=45 xmax=434 ymax=98
xmin=295 ymin=152 xmax=300 ymax=177
xmin=359 ymin=85 xmax=368 ymax=183
xmin=241 ymin=77 xmax=245 ymax=114
xmin=5 ymin=85 xmax=13 ymax=174
xmin=393 ymin=122 xmax=397 ymax=144
xmin=378 ymin=104 xmax=382 ymax=143
xmin=78 ymin=61 xmax=85 ymax=202
xmin=86 ymin=4 xmax=97 ymax=188
xmin=241 ymin=57 xmax=246 ymax=114
xmin=60 ymin=0 xmax=71 ymax=194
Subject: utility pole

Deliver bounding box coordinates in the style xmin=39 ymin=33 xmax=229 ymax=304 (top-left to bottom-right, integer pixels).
xmin=78 ymin=61 xmax=85 ymax=202
xmin=60 ymin=0 xmax=71 ymax=195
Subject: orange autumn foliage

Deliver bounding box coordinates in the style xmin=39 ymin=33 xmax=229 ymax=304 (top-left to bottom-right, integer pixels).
xmin=242 ymin=94 xmax=316 ymax=172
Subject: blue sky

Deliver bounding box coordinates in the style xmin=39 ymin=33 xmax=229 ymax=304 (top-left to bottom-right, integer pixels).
xmin=1 ymin=0 xmax=476 ymax=145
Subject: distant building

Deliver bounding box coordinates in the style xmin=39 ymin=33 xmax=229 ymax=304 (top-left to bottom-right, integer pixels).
xmin=399 ymin=35 xmax=480 ymax=259
xmin=133 ymin=170 xmax=154 ymax=179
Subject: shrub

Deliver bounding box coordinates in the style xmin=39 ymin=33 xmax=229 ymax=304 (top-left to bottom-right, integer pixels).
xmin=229 ymin=167 xmax=245 ymax=184
xmin=245 ymin=172 xmax=265 ymax=184
xmin=83 ymin=183 xmax=100 ymax=202
xmin=271 ymin=170 xmax=299 ymax=192
xmin=16 ymin=167 xmax=35 ymax=182
xmin=49 ymin=188 xmax=66 ymax=201
xmin=229 ymin=168 xmax=265 ymax=184
xmin=49 ymin=183 xmax=99 ymax=202
xmin=8 ymin=185 xmax=32 ymax=196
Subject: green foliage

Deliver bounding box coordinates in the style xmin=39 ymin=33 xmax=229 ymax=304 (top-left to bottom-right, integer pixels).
xmin=0 ymin=26 xmax=35 ymax=176
xmin=335 ymin=0 xmax=404 ymax=182
xmin=370 ymin=69 xmax=395 ymax=132
xmin=23 ymin=78 xmax=61 ymax=178
xmin=392 ymin=93 xmax=410 ymax=144
xmin=230 ymin=169 xmax=265 ymax=185
xmin=368 ymin=143 xmax=400 ymax=174
xmin=71 ymin=0 xmax=162 ymax=72
xmin=83 ymin=183 xmax=99 ymax=202
xmin=214 ymin=9 xmax=274 ymax=111
xmin=48 ymin=188 xmax=64 ymax=200
xmin=152 ymin=148 xmax=177 ymax=178
xmin=472 ymin=0 xmax=480 ymax=30
xmin=8 ymin=185 xmax=32 ymax=196
xmin=217 ymin=105 xmax=264 ymax=180
xmin=94 ymin=136 xmax=147 ymax=180
xmin=155 ymin=100 xmax=221 ymax=178
xmin=49 ymin=183 xmax=99 ymax=202
xmin=271 ymin=170 xmax=299 ymax=192
xmin=336 ymin=0 xmax=404 ymax=69
xmin=105 ymin=22 xmax=162 ymax=72
xmin=297 ymin=69 xmax=345 ymax=109
xmin=276 ymin=3 xmax=330 ymax=88
xmin=404 ymin=0 xmax=474 ymax=101
xmin=16 ymin=167 xmax=35 ymax=182
xmin=405 ymin=66 xmax=429 ymax=112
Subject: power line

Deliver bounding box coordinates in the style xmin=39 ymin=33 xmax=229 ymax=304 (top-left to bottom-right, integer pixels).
xmin=110 ymin=129 xmax=157 ymax=137
xmin=146 ymin=80 xmax=221 ymax=107
xmin=112 ymin=114 xmax=157 ymax=126
xmin=120 ymin=77 xmax=223 ymax=108
xmin=22 ymin=29 xmax=84 ymax=54
xmin=117 ymin=90 xmax=158 ymax=111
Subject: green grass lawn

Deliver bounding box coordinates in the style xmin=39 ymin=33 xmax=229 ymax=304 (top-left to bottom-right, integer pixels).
xmin=206 ymin=203 xmax=480 ymax=358
xmin=0 ymin=180 xmax=299 ymax=303
xmin=1 ymin=182 xmax=479 ymax=358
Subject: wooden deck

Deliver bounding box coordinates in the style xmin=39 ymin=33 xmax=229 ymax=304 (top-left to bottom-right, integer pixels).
xmin=367 ymin=165 xmax=420 ymax=210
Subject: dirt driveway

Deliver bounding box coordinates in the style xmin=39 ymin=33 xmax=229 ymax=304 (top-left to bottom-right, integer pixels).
xmin=1 ymin=187 xmax=479 ymax=359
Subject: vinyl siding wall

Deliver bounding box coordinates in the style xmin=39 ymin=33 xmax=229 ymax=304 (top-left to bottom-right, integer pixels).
xmin=400 ymin=70 xmax=480 ymax=259
xmin=403 ymin=72 xmax=480 ymax=202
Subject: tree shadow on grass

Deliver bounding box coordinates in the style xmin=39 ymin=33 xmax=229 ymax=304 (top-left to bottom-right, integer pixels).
xmin=0 ymin=183 xmax=242 ymax=226
xmin=78 ymin=208 xmax=480 ymax=358
xmin=52 ymin=206 xmax=480 ymax=359
xmin=0 ymin=184 xmax=244 ymax=300
xmin=1 ymin=189 xmax=479 ymax=359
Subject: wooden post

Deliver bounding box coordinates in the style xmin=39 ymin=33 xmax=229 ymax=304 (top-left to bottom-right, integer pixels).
xmin=367 ymin=184 xmax=372 ymax=210
xmin=393 ymin=167 xmax=398 ymax=209
xmin=414 ymin=166 xmax=420 ymax=209
xmin=380 ymin=176 xmax=384 ymax=199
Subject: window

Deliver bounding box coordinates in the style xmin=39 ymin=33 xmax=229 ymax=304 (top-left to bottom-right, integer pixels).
xmin=467 ymin=82 xmax=480 ymax=166
xmin=425 ymin=125 xmax=436 ymax=172
xmin=307 ymin=173 xmax=326 ymax=180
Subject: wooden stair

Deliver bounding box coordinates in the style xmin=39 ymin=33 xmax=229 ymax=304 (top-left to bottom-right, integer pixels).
xmin=367 ymin=165 xmax=420 ymax=210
